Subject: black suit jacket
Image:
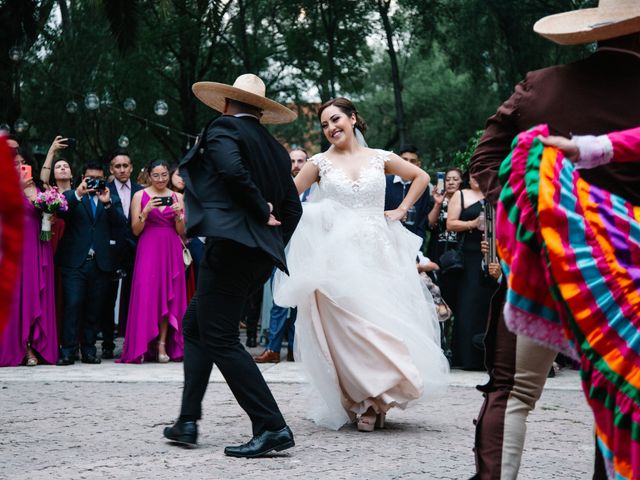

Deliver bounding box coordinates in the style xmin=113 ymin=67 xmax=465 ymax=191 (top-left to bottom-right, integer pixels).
xmin=180 ymin=115 xmax=302 ymax=272
xmin=384 ymin=175 xmax=432 ymax=240
xmin=107 ymin=180 xmax=143 ymax=267
xmin=55 ymin=190 xmax=126 ymax=272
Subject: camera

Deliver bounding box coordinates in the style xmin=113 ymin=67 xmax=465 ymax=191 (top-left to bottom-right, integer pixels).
xmin=65 ymin=137 xmax=77 ymax=149
xmin=86 ymin=177 xmax=106 ymax=191
xmin=155 ymin=196 xmax=174 ymax=206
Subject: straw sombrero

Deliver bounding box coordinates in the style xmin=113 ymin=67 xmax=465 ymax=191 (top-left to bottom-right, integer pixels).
xmin=192 ymin=74 xmax=297 ymax=124
xmin=534 ymin=0 xmax=640 ymax=45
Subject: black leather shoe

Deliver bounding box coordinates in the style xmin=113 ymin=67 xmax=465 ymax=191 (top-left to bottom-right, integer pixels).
xmin=224 ymin=425 xmax=294 ymax=458
xmin=163 ymin=420 xmax=198 ymax=447
xmin=101 ymin=349 xmax=114 ymax=360
xmin=245 ymin=337 xmax=257 ymax=348
xmin=56 ymin=357 xmax=75 ymax=366
xmin=81 ymin=354 xmax=101 ymax=364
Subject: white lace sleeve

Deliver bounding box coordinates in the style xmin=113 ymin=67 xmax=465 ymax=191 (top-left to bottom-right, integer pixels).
xmin=377 ymin=149 xmax=393 ymax=162
xmin=311 ymin=153 xmax=331 ymax=177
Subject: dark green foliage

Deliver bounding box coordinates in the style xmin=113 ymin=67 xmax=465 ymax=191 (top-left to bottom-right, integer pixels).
xmin=2 ymin=0 xmax=601 ymax=174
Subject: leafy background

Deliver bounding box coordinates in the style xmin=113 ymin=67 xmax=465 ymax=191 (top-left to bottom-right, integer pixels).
xmin=1 ymin=0 xmax=596 ymax=176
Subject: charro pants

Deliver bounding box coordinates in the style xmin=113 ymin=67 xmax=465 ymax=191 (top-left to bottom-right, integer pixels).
xmin=474 ymin=284 xmax=606 ymax=479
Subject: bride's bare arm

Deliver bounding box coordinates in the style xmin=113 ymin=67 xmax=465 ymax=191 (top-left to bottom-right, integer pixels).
xmin=384 ymin=153 xmax=430 ymax=213
xmin=294 ymin=161 xmax=320 ymax=194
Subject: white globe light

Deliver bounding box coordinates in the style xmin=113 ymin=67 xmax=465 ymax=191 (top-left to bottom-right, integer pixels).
xmin=9 ymin=46 xmax=23 ymax=62
xmin=84 ymin=93 xmax=100 ymax=111
xmin=14 ymin=118 xmax=29 ymax=133
xmin=118 ymin=135 xmax=130 ymax=148
xmin=123 ymin=98 xmax=136 ymax=112
xmin=154 ymin=99 xmax=169 ymax=116
xmin=66 ymin=100 xmax=78 ymax=114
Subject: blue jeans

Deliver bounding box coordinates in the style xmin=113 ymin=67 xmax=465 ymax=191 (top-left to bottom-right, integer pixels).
xmin=266 ymin=270 xmax=296 ymax=352
xmin=267 ymin=305 xmax=296 ymax=353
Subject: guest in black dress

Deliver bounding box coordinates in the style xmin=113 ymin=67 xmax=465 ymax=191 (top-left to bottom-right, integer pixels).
xmin=446 ymin=173 xmax=496 ymax=370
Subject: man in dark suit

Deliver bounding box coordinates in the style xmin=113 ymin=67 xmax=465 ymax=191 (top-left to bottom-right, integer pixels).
xmin=100 ymin=149 xmax=142 ymax=358
xmin=468 ymin=3 xmax=640 ymax=478
xmin=163 ymin=74 xmax=302 ymax=457
xmin=384 ymin=145 xmax=432 ymax=242
xmin=56 ymin=162 xmax=126 ymax=365
xmin=254 ymin=147 xmax=310 ymax=364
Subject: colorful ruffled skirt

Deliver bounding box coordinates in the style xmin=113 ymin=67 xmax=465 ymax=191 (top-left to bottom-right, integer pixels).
xmin=497 ymin=125 xmax=640 ymax=479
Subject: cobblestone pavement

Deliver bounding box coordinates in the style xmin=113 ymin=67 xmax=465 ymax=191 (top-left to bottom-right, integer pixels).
xmin=1 ymin=356 xmax=594 ymax=480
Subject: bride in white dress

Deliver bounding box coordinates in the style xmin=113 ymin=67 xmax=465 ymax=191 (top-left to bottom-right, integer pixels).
xmin=274 ymin=97 xmax=448 ymax=431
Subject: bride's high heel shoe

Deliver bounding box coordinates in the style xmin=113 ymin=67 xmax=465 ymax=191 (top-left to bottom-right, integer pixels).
xmin=375 ymin=412 xmax=386 ymax=429
xmin=357 ymin=408 xmax=377 ymax=432
xmin=157 ymin=342 xmax=170 ymax=363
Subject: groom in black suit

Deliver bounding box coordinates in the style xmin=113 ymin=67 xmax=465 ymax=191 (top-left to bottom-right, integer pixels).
xmin=164 ymin=74 xmax=302 ymax=457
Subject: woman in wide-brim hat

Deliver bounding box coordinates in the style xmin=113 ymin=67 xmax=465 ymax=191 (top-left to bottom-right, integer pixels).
xmin=192 ymin=73 xmax=296 ymax=125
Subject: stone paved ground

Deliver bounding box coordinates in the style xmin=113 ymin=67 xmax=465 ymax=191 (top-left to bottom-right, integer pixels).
xmin=0 ymin=360 xmax=594 ymax=480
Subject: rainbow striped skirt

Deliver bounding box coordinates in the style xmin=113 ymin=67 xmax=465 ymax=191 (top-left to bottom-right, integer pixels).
xmin=497 ymin=124 xmax=640 ymax=479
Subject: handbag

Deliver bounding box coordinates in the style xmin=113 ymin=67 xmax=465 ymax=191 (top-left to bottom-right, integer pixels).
xmin=439 ymin=234 xmax=465 ymax=274
xmin=180 ymin=238 xmax=193 ymax=268
xmin=438 ymin=190 xmax=466 ymax=274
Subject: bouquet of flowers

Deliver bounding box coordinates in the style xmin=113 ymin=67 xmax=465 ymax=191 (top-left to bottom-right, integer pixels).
xmin=33 ymin=188 xmax=69 ymax=241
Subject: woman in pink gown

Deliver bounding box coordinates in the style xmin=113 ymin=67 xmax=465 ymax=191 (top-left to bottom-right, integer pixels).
xmin=118 ymin=160 xmax=186 ymax=363
xmin=0 ymin=145 xmax=57 ymax=366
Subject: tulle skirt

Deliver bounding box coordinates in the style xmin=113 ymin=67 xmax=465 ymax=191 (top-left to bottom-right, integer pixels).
xmin=274 ymin=198 xmax=449 ymax=429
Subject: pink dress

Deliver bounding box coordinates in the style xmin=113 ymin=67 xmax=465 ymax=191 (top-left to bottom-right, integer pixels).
xmin=118 ymin=191 xmax=186 ymax=363
xmin=0 ymin=196 xmax=58 ymax=366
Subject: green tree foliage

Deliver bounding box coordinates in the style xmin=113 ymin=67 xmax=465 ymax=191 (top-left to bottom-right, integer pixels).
xmin=3 ymin=0 xmax=603 ymax=174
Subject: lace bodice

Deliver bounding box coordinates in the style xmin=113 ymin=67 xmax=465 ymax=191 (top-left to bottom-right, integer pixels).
xmin=311 ymin=149 xmax=390 ymax=210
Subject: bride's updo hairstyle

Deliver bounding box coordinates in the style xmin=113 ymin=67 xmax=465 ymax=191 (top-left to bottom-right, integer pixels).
xmin=318 ymin=97 xmax=368 ymax=135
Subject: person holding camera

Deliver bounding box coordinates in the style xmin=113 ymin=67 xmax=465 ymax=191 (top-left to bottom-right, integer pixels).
xmin=55 ymin=162 xmax=126 ymax=365
xmin=118 ymin=159 xmax=186 ymax=363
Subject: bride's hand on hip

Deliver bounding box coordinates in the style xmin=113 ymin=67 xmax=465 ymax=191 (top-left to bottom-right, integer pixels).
xmin=384 ymin=207 xmax=407 ymax=222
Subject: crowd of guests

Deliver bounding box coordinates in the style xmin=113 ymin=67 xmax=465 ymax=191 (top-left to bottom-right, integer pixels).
xmin=0 ymin=133 xmax=499 ymax=371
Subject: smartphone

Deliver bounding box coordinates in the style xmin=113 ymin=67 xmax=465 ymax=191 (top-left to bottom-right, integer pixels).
xmin=155 ymin=196 xmax=174 ymax=206
xmin=20 ymin=164 xmax=32 ymax=181
xmin=436 ymin=171 xmax=445 ymax=195
xmin=65 ymin=137 xmax=77 ymax=149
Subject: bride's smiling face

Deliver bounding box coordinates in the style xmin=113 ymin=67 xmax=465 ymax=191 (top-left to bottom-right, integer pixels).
xmin=320 ymin=106 xmax=356 ymax=146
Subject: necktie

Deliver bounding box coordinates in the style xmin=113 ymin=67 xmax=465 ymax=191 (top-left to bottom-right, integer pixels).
xmin=90 ymin=194 xmax=97 ymax=218
xmin=119 ymin=182 xmax=130 ymax=218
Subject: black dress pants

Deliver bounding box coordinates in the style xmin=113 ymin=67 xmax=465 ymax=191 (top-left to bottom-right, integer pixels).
xmin=179 ymin=238 xmax=286 ymax=435
xmin=60 ymin=258 xmax=110 ymax=358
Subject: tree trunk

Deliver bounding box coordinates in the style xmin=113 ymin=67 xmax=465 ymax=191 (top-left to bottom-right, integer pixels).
xmin=378 ymin=0 xmax=406 ymax=148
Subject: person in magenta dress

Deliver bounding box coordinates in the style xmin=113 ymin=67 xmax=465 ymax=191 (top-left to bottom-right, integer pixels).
xmin=0 ymin=141 xmax=57 ymax=366
xmin=118 ymin=159 xmax=186 ymax=363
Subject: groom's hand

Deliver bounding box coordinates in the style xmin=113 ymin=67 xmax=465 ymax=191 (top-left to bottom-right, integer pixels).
xmin=267 ymin=214 xmax=281 ymax=226
xmin=266 ymin=201 xmax=281 ymax=226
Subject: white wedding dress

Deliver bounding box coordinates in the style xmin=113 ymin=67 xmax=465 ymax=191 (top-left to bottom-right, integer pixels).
xmin=274 ymin=149 xmax=449 ymax=430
